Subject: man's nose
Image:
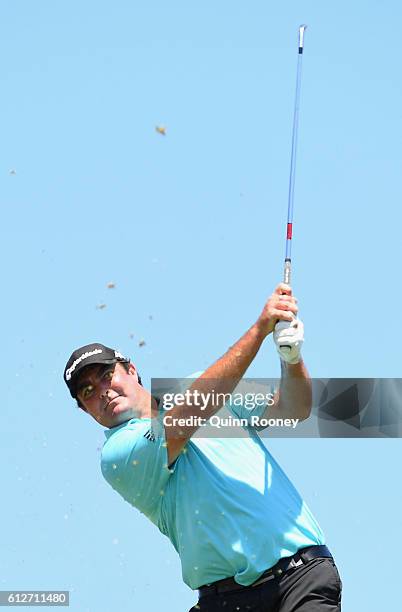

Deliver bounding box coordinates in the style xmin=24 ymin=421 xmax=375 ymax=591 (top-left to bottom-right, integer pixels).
xmin=99 ymin=377 xmax=113 ymax=399
xmin=99 ymin=370 xmax=121 ymax=398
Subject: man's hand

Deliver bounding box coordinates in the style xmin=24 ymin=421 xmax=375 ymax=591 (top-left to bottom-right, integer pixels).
xmin=273 ymin=318 xmax=304 ymax=364
xmin=256 ymin=283 xmax=298 ymax=337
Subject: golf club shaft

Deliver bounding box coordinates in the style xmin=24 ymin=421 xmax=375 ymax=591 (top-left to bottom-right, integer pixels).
xmin=277 ymin=25 xmax=307 ymax=354
xmin=283 ymin=24 xmax=307 ymax=286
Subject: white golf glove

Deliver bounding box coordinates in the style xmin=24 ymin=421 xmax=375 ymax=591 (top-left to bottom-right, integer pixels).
xmin=273 ymin=318 xmax=304 ymax=365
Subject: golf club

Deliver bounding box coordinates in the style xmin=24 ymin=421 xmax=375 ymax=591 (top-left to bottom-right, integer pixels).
xmin=278 ymin=24 xmax=307 ymax=352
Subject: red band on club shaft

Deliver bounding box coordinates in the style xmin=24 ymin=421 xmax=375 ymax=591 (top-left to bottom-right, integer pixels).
xmin=287 ymin=223 xmax=293 ymax=240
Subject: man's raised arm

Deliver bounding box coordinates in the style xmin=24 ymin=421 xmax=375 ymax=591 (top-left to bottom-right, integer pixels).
xmin=164 ymin=283 xmax=298 ymax=464
xmin=260 ymin=360 xmax=312 ymax=427
xmin=258 ymin=305 xmax=312 ymax=427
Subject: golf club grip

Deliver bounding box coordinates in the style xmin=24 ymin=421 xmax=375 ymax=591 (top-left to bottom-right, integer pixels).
xmin=284 ymin=259 xmax=291 ymax=286
xmin=278 ymin=260 xmax=292 ymax=352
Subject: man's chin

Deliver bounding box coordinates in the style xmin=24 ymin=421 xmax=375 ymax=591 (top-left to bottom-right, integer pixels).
xmin=110 ymin=405 xmax=137 ymax=425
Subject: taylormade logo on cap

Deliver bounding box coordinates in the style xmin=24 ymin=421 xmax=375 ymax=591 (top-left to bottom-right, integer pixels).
xmin=65 ymin=348 xmax=103 ymax=381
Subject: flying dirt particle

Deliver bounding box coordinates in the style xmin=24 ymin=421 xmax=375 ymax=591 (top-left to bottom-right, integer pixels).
xmin=96 ymin=303 xmax=107 ymax=310
xmin=138 ymin=339 xmax=146 ymax=347
xmin=155 ymin=125 xmax=166 ymax=136
xmin=107 ymin=282 xmax=116 ymax=289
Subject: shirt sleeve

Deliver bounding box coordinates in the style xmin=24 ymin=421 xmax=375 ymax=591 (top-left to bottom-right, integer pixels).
xmin=101 ymin=419 xmax=174 ymax=522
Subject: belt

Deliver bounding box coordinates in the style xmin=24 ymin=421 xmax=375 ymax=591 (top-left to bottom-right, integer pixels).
xmin=198 ymin=545 xmax=332 ymax=598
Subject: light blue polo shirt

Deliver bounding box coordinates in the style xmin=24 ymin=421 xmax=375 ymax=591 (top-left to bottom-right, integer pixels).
xmin=101 ymin=398 xmax=325 ymax=590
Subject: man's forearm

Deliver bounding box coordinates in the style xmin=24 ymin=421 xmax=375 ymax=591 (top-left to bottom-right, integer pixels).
xmin=163 ymin=322 xmax=267 ymax=464
xmin=164 ymin=283 xmax=298 ymax=463
xmin=185 ymin=321 xmax=266 ymax=421
xmin=270 ymin=359 xmax=312 ymax=421
xmin=203 ymin=323 xmax=265 ymax=378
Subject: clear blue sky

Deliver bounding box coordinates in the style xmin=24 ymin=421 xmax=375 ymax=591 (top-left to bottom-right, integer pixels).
xmin=1 ymin=1 xmax=401 ymax=610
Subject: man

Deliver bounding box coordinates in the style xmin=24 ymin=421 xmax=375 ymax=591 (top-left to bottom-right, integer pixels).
xmin=64 ymin=284 xmax=342 ymax=611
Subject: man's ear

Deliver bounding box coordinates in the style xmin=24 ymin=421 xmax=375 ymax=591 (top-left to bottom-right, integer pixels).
xmin=128 ymin=363 xmax=137 ymax=376
xmin=128 ymin=362 xmax=142 ymax=386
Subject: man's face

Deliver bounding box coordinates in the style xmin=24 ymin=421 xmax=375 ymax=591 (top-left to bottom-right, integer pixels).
xmin=75 ymin=362 xmax=141 ymax=428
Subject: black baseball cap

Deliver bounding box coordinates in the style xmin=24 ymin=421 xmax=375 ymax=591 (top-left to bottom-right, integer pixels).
xmin=64 ymin=343 xmax=130 ymax=399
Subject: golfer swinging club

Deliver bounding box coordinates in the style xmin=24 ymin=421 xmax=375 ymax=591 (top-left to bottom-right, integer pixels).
xmin=64 ymin=284 xmax=342 ymax=611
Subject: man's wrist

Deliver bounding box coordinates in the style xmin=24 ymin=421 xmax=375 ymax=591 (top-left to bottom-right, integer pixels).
xmin=280 ymin=354 xmax=302 ymax=366
xmin=280 ymin=358 xmax=306 ymax=374
xmin=253 ymin=318 xmax=270 ymax=341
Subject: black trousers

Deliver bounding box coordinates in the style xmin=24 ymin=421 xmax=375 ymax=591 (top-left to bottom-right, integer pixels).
xmin=189 ymin=558 xmax=342 ymax=611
